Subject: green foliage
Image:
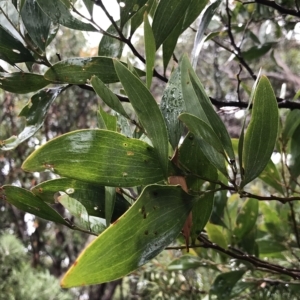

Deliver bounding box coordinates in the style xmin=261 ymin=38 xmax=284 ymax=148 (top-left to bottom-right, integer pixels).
xmin=1 ymin=0 xmax=300 ymax=298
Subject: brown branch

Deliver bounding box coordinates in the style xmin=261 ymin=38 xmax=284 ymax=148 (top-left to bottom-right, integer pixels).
xmin=246 ymin=0 xmax=300 ymax=17
xmin=240 ymin=191 xmax=300 ymax=203
xmin=198 ymin=234 xmax=300 ymax=279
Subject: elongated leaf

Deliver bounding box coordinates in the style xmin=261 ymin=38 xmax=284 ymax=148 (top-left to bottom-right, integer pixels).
xmin=210 ymin=271 xmax=245 ymax=300
xmin=179 ymin=113 xmax=226 ymax=156
xmin=190 ymin=80 xmax=234 ymax=161
xmin=160 ymin=67 xmax=185 ymax=149
xmin=61 ymin=184 xmax=196 ymax=287
xmin=152 ymin=0 xmax=191 ymax=49
xmin=130 ymin=0 xmax=155 ymax=36
xmin=91 ymin=76 xmax=129 ymax=118
xmin=44 ymin=57 xmax=144 ymax=84
xmin=0 ymin=25 xmax=34 ymax=64
xmin=114 ymin=60 xmax=169 ymax=178
xmin=259 ymin=160 xmax=284 ymax=194
xmin=241 ymin=76 xmax=279 ymax=188
xmin=162 ymin=16 xmax=184 ymax=71
xmin=240 ymin=43 xmax=273 ymax=61
xmin=98 ymin=21 xmax=128 ymax=58
xmin=234 ymin=198 xmax=258 ymax=239
xmin=1 ymin=87 xmax=64 ymax=151
xmin=22 ymin=129 xmax=164 ymax=187
xmin=117 ymin=0 xmax=148 ymax=28
xmin=191 ymin=0 xmax=221 ymax=69
xmin=0 ymin=72 xmax=50 ymax=94
xmin=257 ymin=240 xmax=286 ymax=255
xmin=36 ymin=0 xmax=97 ymax=31
xmin=144 ymin=13 xmax=156 ymax=89
xmin=31 ymin=178 xmax=130 ymax=221
xmin=21 ymin=0 xmax=51 ymax=51
xmin=290 ymin=125 xmax=300 ymax=179
xmin=181 ymin=0 xmax=208 ymax=32
xmin=97 ymin=106 xmax=117 ymax=131
xmin=0 ymin=186 xmax=70 ymax=226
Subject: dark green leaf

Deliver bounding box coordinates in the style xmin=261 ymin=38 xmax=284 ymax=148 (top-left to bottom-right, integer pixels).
xmin=241 ymin=43 xmax=274 ymax=61
xmin=21 ymin=0 xmax=51 ymax=51
xmin=114 ymin=60 xmax=169 ymax=178
xmin=31 ymin=178 xmax=130 ymax=221
xmin=162 ymin=16 xmax=184 ymax=71
xmin=181 ymin=0 xmax=209 ymax=32
xmin=44 ymin=57 xmax=144 ymax=84
xmin=117 ymin=0 xmax=148 ymax=28
xmin=1 ymin=87 xmax=64 ymax=151
xmin=0 ymin=25 xmax=34 ymax=64
xmin=241 ymin=76 xmax=279 ymax=188
xmin=0 ymin=186 xmax=69 ymax=226
xmin=188 ymin=66 xmax=235 ymax=161
xmin=98 ymin=21 xmax=128 ymax=58
xmin=191 ymin=0 xmax=221 ymax=68
xmin=152 ymin=0 xmax=191 ymax=49
xmin=0 ymin=72 xmax=50 ymax=94
xmin=144 ymin=13 xmax=156 ymax=89
xmin=22 ymin=129 xmax=164 ymax=187
xmin=179 ymin=113 xmax=226 ymax=157
xmin=290 ymin=125 xmax=300 ymax=179
xmin=210 ymin=270 xmax=245 ymax=300
xmin=234 ymin=198 xmax=258 ymax=239
xmin=130 ymin=0 xmax=155 ymax=36
xmin=61 ymin=184 xmax=196 ymax=287
xmin=36 ymin=0 xmax=97 ymax=31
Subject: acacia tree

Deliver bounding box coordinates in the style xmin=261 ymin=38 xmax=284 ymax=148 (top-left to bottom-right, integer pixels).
xmin=1 ymin=0 xmax=300 ymax=298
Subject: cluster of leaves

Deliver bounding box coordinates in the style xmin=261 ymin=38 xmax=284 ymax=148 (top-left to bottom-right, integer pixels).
xmin=1 ymin=0 xmax=300 ymax=298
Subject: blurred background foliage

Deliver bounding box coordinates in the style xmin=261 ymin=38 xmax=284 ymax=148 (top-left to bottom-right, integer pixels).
xmin=2 ymin=0 xmax=300 ymax=299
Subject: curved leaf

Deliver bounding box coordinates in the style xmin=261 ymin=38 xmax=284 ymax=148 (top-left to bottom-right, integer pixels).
xmin=22 ymin=129 xmax=164 ymax=187
xmin=144 ymin=13 xmax=156 ymax=89
xmin=0 ymin=72 xmax=50 ymax=94
xmin=44 ymin=57 xmax=144 ymax=84
xmin=21 ymin=0 xmax=51 ymax=51
xmin=0 ymin=25 xmax=34 ymax=64
xmin=1 ymin=87 xmax=64 ymax=151
xmin=282 ymin=109 xmax=300 ymax=145
xmin=241 ymin=76 xmax=279 ymax=188
xmin=61 ymin=184 xmax=196 ymax=287
xmin=152 ymin=0 xmax=191 ymax=49
xmin=36 ymin=0 xmax=97 ymax=31
xmin=0 ymin=186 xmax=69 ymax=226
xmin=31 ymin=178 xmax=130 ymax=221
xmin=114 ymin=60 xmax=169 ymax=178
